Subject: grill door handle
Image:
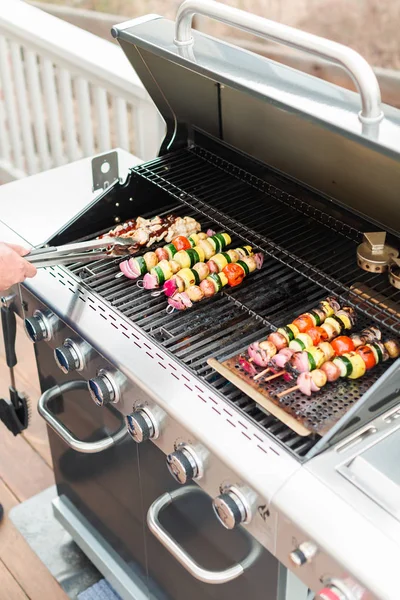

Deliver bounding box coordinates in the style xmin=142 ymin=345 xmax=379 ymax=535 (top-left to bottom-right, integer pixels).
xmin=147 ymin=486 xmax=261 ymax=584
xmin=174 ymin=0 xmax=383 ymax=125
xmin=38 ymin=380 xmax=127 ymax=454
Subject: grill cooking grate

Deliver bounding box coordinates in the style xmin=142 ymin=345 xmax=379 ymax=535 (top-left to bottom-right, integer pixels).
xmin=136 ymin=146 xmax=400 ymax=335
xmin=68 ymin=145 xmax=400 ymax=459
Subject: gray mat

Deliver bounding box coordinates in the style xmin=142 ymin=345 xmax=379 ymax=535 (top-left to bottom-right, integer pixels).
xmin=9 ymin=486 xmax=105 ymax=599
xmin=78 ymin=579 xmax=122 ymax=600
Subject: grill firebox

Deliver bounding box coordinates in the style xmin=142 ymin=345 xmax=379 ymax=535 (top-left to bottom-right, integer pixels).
xmin=65 ymin=144 xmax=400 ymax=459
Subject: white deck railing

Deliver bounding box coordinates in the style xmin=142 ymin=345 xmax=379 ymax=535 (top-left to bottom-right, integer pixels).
xmin=0 ymin=0 xmax=165 ymax=182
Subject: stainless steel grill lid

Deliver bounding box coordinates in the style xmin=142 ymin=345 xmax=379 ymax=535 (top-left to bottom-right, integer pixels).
xmin=112 ymin=1 xmax=400 ymax=235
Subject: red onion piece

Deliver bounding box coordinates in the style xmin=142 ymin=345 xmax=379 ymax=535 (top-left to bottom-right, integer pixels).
xmin=254 ymin=252 xmax=264 ymax=270
xmin=290 ymin=351 xmax=309 ymax=374
xmin=143 ymin=273 xmax=159 ymax=289
xmin=239 ymin=357 xmax=257 ymax=376
xmin=283 ymin=371 xmax=294 ymax=382
xmin=163 ymin=278 xmax=178 ymax=297
xmin=272 ymin=348 xmax=294 ymax=369
xmin=119 ymin=259 xmax=138 ymax=280
xmin=247 ymin=343 xmax=269 ymax=367
xmin=297 ymin=373 xmax=312 ymax=396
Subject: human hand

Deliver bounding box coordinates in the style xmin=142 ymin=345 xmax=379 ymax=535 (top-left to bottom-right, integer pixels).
xmin=0 ymin=242 xmax=37 ymax=291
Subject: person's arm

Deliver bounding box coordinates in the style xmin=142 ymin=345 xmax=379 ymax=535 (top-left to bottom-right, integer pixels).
xmin=0 ymin=242 xmax=37 ymax=291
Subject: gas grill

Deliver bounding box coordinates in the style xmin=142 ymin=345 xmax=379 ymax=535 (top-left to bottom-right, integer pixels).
xmin=2 ymin=1 xmax=400 ymax=599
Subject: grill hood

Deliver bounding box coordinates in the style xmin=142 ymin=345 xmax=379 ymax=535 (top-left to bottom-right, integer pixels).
xmin=112 ymin=6 xmax=400 ymax=235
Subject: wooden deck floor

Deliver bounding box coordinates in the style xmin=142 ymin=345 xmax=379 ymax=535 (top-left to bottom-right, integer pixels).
xmin=0 ymin=317 xmax=68 ymax=599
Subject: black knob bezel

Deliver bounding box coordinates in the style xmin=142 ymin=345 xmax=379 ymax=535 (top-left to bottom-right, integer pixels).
xmin=126 ymin=411 xmax=153 ymax=443
xmin=215 ymin=493 xmax=243 ymax=528
xmin=24 ymin=316 xmax=46 ymax=342
xmin=54 ymin=346 xmax=78 ymax=373
xmin=88 ymin=376 xmax=113 ymax=406
xmin=166 ymin=449 xmax=196 ymax=484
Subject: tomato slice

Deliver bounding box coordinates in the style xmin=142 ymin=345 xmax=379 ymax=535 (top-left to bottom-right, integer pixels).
xmin=292 ymin=314 xmax=314 ymax=333
xmin=307 ymin=327 xmax=328 ymax=345
xmin=330 ymin=336 xmax=355 ymax=356
xmin=222 ymin=263 xmax=245 ymax=287
xmin=356 ymin=345 xmax=377 ymax=369
xmin=172 ymin=236 xmax=191 ymax=251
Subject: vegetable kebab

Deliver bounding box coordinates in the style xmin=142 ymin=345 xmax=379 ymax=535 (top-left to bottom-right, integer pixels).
xmin=167 ymin=252 xmax=264 ymax=312
xmin=239 ymin=297 xmax=347 ymax=376
xmin=119 ymin=229 xmax=218 ymax=279
xmin=252 ymin=326 xmax=379 ymax=383
xmin=279 ymin=337 xmax=400 ymax=396
xmin=142 ymin=233 xmax=232 ymax=289
xmin=163 ymin=246 xmax=255 ymax=297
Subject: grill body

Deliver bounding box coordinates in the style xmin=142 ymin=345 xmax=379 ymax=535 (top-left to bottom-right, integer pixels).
xmin=2 ymin=6 xmax=400 ymax=599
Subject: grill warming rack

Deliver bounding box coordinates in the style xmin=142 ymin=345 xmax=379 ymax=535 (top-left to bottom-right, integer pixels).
xmin=66 ymin=145 xmax=400 ymax=459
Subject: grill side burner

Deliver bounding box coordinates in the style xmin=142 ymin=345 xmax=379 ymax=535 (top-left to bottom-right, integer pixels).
xmin=61 ymin=141 xmax=400 ymax=461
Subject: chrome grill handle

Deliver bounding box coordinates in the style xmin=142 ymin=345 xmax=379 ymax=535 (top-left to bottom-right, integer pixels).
xmin=174 ymin=0 xmax=383 ymax=125
xmin=38 ymin=380 xmax=126 ymax=454
xmin=147 ymin=486 xmax=261 ymax=584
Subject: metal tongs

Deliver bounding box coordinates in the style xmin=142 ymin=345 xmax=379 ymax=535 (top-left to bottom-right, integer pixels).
xmin=26 ymin=237 xmax=133 ymax=268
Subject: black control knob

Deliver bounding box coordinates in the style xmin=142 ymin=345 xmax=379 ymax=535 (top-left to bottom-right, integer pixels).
xmin=54 ymin=343 xmax=81 ymax=374
xmin=88 ymin=372 xmax=118 ymax=406
xmin=24 ymin=312 xmax=49 ymax=342
xmin=126 ymin=410 xmax=155 ymax=443
xmin=166 ymin=446 xmax=201 ymax=485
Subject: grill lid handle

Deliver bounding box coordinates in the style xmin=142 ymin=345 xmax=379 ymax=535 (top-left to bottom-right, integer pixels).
xmin=174 ymin=0 xmax=383 ymax=125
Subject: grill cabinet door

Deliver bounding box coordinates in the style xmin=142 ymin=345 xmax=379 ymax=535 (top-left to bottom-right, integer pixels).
xmin=137 ymin=440 xmax=281 ymax=600
xmin=35 ymin=341 xmax=150 ymax=592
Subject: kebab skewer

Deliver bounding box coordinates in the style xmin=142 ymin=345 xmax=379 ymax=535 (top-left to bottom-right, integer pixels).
xmin=119 ymin=230 xmax=220 ymax=280
xmin=140 ymin=233 xmax=232 ymax=289
xmin=255 ymin=326 xmax=380 ymax=384
xmin=279 ymin=338 xmax=400 ymax=397
xmin=162 ymin=246 xmax=255 ymax=297
xmin=239 ymin=297 xmax=344 ymax=377
xmin=167 ymin=253 xmax=264 ymax=312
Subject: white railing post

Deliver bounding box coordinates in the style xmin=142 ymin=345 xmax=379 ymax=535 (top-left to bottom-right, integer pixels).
xmin=59 ymin=68 xmax=80 ymax=162
xmin=94 ymin=87 xmax=111 ymax=152
xmin=0 ymin=36 xmax=24 ymax=173
xmin=25 ymin=49 xmax=52 ymax=171
xmin=0 ymin=0 xmax=164 ymax=181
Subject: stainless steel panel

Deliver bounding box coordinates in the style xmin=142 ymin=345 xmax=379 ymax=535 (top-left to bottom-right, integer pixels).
xmin=174 ymin=0 xmax=383 ymax=124
xmin=339 ymin=427 xmax=400 ymax=520
xmin=221 ymin=87 xmax=400 ymax=234
xmin=118 ymin=42 xmax=221 ymax=151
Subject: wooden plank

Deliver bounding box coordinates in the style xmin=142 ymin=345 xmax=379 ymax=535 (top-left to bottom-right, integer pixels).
xmin=0 ymin=479 xmax=68 ymax=600
xmin=0 ymin=560 xmax=28 ymax=600
xmin=0 ymin=358 xmax=54 ymax=501
xmin=207 ymin=358 xmax=311 ymax=437
xmin=0 ymin=316 xmax=52 ymax=467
